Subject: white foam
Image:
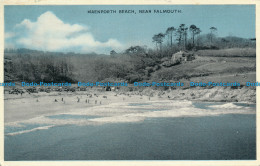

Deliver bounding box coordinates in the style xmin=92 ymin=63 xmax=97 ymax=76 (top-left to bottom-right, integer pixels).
xmin=5 ymin=125 xmax=55 ymax=136
xmin=209 ymin=103 xmax=244 ymax=109
xmin=5 ymin=101 xmax=255 ymax=135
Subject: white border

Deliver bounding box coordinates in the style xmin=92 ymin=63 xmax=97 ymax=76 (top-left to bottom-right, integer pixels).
xmin=0 ymin=1 xmax=259 ymax=166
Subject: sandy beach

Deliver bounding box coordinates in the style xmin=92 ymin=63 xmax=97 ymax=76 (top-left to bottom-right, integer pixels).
xmin=4 ymin=86 xmax=256 ymax=129
xmin=4 ymin=87 xmax=256 ymax=160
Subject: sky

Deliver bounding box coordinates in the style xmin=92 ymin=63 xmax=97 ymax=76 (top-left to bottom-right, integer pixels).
xmin=4 ymin=5 xmax=255 ymax=54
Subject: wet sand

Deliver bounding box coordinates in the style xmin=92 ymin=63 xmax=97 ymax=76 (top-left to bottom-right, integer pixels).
xmin=4 ymin=89 xmax=256 ymax=130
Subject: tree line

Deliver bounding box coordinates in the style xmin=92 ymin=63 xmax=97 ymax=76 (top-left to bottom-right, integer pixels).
xmin=4 ymin=24 xmax=255 ymax=84
xmin=153 ymin=24 xmax=219 ymax=51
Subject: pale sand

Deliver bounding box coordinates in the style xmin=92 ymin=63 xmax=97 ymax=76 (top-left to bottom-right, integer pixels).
xmin=5 ymin=89 xmax=255 ymax=129
xmin=4 ymin=90 xmax=161 ymax=123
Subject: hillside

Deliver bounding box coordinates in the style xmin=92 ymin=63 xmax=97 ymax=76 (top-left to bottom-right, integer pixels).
xmin=4 ymin=47 xmax=256 ymax=86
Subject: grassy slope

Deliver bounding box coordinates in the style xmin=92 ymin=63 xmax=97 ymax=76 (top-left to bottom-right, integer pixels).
xmin=150 ymin=48 xmax=256 ymax=85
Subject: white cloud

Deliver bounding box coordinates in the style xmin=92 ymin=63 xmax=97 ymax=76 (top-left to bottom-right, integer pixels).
xmin=5 ymin=32 xmax=15 ymax=39
xmin=15 ymin=11 xmax=122 ymax=53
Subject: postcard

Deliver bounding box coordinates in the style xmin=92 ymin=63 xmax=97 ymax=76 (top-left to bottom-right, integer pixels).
xmin=0 ymin=1 xmax=259 ymax=166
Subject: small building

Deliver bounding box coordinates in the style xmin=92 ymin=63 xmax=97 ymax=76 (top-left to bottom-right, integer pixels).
xmin=171 ymin=51 xmax=195 ymax=63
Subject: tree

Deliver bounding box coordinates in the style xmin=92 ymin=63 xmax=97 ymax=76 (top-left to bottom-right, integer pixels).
xmin=110 ymin=50 xmax=117 ymax=56
xmin=125 ymin=46 xmax=146 ymax=56
xmin=176 ymin=24 xmax=188 ymax=49
xmin=189 ymin=25 xmax=201 ymax=47
xmin=165 ymin=27 xmax=175 ymax=47
xmin=152 ymin=33 xmax=165 ymax=51
xmin=209 ymin=27 xmax=217 ymax=43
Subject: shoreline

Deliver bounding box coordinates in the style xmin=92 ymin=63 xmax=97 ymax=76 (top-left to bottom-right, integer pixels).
xmin=4 ymin=86 xmax=256 ymax=124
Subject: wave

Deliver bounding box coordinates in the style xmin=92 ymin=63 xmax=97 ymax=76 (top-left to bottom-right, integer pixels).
xmin=5 ymin=125 xmax=55 ymax=136
xmin=209 ymin=103 xmax=244 ymax=109
xmin=5 ymin=101 xmax=255 ymax=131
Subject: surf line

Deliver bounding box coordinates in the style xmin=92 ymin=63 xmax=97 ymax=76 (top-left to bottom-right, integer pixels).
xmin=5 ymin=125 xmax=55 ymax=136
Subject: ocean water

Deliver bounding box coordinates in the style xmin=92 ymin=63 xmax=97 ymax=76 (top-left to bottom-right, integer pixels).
xmin=4 ymin=102 xmax=256 ymax=160
xmin=47 ymin=114 xmax=101 ymax=120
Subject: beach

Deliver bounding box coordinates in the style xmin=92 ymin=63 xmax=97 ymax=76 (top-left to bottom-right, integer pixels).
xmin=4 ymin=87 xmax=256 ymax=160
xmin=4 ymin=86 xmax=256 ymax=125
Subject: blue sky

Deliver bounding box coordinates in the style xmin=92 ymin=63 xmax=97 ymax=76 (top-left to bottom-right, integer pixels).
xmin=4 ymin=5 xmax=255 ymax=54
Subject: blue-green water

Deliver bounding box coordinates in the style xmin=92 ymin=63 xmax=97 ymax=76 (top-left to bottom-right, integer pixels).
xmin=47 ymin=114 xmax=101 ymax=120
xmin=128 ymin=103 xmax=151 ymax=106
xmin=192 ymin=102 xmax=224 ymax=109
xmin=5 ymin=114 xmax=255 ymax=160
xmin=234 ymin=103 xmax=256 ymax=108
